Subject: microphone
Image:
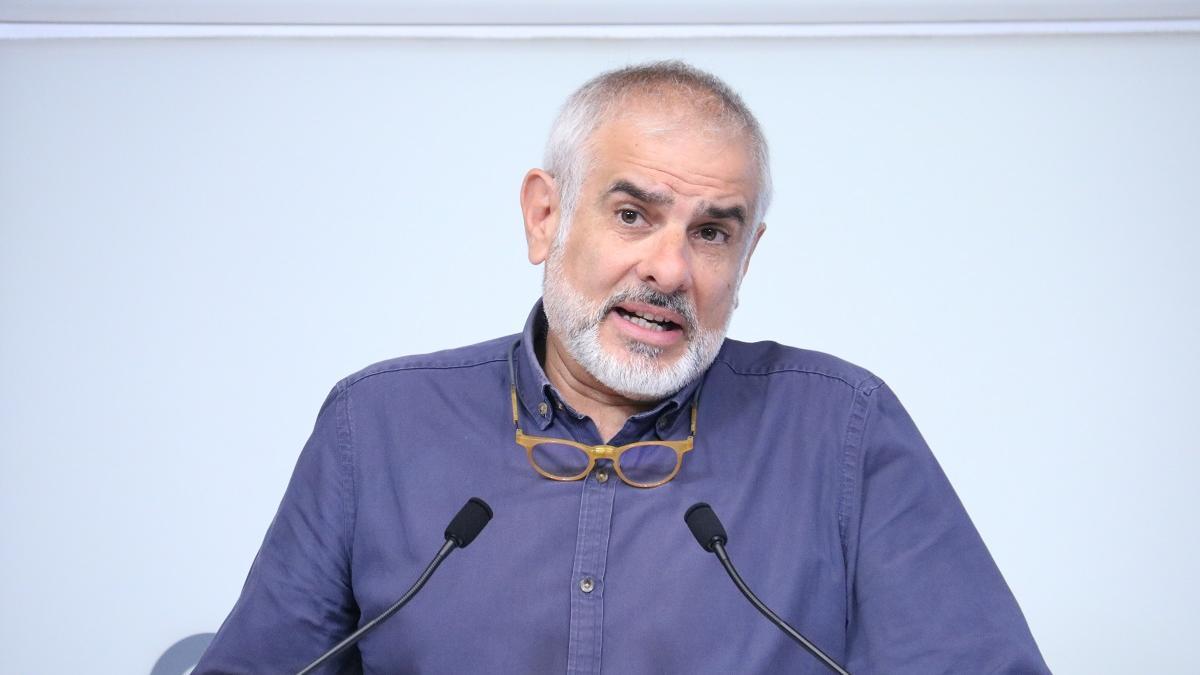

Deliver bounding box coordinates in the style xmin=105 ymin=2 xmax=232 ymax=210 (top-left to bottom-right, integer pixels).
xmin=684 ymin=503 xmax=851 ymax=675
xmin=297 ymin=498 xmax=494 ymax=675
xmin=445 ymin=496 xmax=493 ymax=548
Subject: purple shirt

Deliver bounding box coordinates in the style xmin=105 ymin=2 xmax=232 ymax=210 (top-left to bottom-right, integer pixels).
xmin=195 ymin=302 xmax=1048 ymax=674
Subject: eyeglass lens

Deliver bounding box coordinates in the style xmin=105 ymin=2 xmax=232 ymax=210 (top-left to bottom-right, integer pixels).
xmin=616 ymin=445 xmax=679 ymax=484
xmin=529 ymin=442 xmax=679 ymax=484
xmin=530 ymin=443 xmax=591 ymax=478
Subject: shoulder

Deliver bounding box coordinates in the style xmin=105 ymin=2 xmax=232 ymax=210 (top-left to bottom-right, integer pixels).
xmin=337 ymin=334 xmax=516 ymax=392
xmin=712 ymin=338 xmax=884 ymax=395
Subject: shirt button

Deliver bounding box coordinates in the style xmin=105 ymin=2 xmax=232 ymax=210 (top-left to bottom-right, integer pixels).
xmin=579 ymin=577 xmax=595 ymax=594
xmin=538 ymin=402 xmax=549 ymax=416
xmin=595 ymin=469 xmax=609 ymax=484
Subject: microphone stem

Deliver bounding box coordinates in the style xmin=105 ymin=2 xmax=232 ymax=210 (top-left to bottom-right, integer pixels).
xmin=712 ymin=542 xmax=851 ymax=675
xmin=296 ymin=539 xmax=458 ymax=675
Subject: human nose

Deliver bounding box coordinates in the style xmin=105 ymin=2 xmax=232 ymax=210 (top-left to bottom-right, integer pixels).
xmin=636 ymin=225 xmax=693 ymax=293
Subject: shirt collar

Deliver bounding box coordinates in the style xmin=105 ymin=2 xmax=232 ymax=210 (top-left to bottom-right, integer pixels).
xmin=511 ymin=299 xmax=705 ymax=434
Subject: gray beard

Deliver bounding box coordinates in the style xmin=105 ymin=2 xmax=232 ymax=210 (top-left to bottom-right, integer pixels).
xmin=541 ymin=249 xmax=729 ymax=401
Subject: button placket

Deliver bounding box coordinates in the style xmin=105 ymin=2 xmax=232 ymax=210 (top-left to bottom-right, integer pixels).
xmin=566 ymin=454 xmax=617 ymax=674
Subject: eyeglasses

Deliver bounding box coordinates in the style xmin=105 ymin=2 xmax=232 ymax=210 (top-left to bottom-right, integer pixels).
xmin=508 ymin=342 xmax=698 ymax=489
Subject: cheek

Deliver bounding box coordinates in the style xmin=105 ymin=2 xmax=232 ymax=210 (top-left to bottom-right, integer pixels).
xmin=573 ymin=236 xmax=644 ymax=290
xmin=562 ymin=241 xmax=629 ymax=296
xmin=699 ymin=258 xmax=741 ymax=292
xmin=695 ymin=266 xmax=743 ymax=321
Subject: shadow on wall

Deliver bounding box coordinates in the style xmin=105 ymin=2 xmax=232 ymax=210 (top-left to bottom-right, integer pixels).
xmin=152 ymin=634 xmax=214 ymax=675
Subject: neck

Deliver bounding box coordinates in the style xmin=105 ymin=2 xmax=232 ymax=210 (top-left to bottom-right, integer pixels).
xmin=542 ymin=331 xmax=654 ymax=443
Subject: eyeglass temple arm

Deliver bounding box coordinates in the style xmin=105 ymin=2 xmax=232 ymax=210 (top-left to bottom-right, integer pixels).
xmin=508 ymin=341 xmax=521 ymax=428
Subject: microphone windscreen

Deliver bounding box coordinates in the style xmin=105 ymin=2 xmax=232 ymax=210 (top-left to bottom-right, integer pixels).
xmin=685 ymin=502 xmax=728 ymax=552
xmin=445 ymin=497 xmax=494 ymax=548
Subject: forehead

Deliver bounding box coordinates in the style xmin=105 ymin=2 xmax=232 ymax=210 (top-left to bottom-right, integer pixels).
xmin=583 ymin=106 xmax=759 ymax=207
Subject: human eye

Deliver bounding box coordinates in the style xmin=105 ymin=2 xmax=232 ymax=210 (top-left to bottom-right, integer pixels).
xmin=616 ymin=208 xmax=646 ymax=227
xmin=695 ymin=224 xmax=730 ymax=244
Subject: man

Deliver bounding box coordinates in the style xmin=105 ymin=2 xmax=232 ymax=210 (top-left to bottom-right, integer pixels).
xmin=195 ymin=62 xmax=1049 ymax=673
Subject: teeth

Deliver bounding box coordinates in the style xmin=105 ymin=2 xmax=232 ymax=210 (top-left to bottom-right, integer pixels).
xmin=634 ymin=310 xmax=669 ymax=324
xmin=615 ymin=306 xmax=676 ymax=331
xmin=627 ymin=314 xmax=666 ymax=331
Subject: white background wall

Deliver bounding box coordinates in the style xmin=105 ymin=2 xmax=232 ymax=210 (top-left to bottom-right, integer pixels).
xmin=1 ymin=6 xmax=1198 ymax=673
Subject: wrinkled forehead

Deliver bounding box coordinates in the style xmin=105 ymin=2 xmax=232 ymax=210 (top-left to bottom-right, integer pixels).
xmin=583 ymin=105 xmax=760 ymax=201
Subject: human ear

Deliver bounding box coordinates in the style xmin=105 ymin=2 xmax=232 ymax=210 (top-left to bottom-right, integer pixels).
xmin=520 ymin=168 xmax=560 ymax=265
xmin=739 ymin=222 xmax=767 ymax=279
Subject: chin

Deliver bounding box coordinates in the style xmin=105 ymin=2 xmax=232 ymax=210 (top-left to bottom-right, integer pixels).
xmin=581 ymin=336 xmax=713 ymax=401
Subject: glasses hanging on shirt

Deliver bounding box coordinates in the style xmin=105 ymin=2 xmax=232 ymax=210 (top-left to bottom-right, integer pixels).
xmin=508 ymin=341 xmax=698 ymax=489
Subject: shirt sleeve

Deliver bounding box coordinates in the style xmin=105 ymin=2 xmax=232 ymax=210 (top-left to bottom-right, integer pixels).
xmin=193 ymin=382 xmax=362 ymax=675
xmin=842 ymin=382 xmax=1050 ymax=674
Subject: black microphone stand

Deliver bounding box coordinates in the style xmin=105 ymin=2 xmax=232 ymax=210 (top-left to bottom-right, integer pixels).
xmin=295 ymin=497 xmax=492 ymax=675
xmin=686 ymin=502 xmax=850 ymax=675
xmin=296 ymin=539 xmax=458 ymax=675
xmin=711 ymin=540 xmax=850 ymax=675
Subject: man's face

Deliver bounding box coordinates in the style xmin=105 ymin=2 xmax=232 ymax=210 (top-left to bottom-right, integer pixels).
xmin=541 ymin=106 xmax=764 ymax=400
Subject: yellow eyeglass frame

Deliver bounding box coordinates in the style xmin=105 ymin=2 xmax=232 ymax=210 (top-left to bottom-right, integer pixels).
xmin=507 ymin=341 xmax=699 ymax=489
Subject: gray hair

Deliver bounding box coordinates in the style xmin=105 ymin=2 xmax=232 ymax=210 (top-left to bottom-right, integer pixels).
xmin=543 ymin=61 xmax=773 ymax=246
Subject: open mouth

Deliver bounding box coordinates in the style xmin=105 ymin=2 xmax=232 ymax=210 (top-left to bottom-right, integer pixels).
xmin=612 ymin=306 xmax=682 ymax=333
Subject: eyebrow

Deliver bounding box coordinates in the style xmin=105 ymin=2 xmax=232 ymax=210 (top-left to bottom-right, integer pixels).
xmin=702 ymin=203 xmax=747 ymax=228
xmin=606 ymin=180 xmax=674 ymax=206
xmin=606 ymin=178 xmax=748 ymax=228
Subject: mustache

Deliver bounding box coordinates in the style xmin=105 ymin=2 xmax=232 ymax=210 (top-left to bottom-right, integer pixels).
xmin=601 ymin=286 xmax=697 ymax=331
